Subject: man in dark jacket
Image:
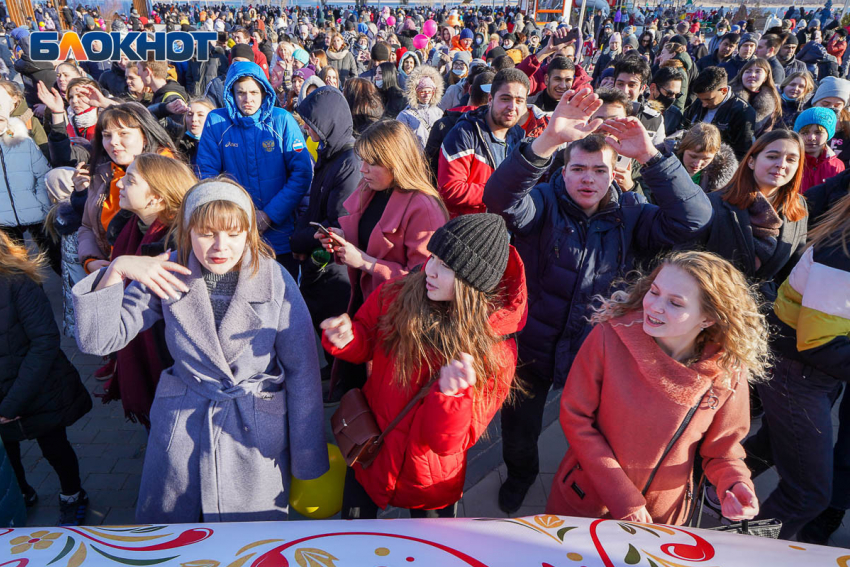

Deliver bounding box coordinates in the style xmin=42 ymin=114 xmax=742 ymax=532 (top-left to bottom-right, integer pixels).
xmin=527 ymin=56 xmax=574 ymax=114
xmin=756 ymin=33 xmax=786 ymax=85
xmin=684 ymin=66 xmax=756 ymax=160
xmin=777 ymin=33 xmax=808 ymax=76
xmin=186 ymin=43 xmax=229 ymax=98
xmin=696 ymin=31 xmax=738 ymax=71
xmin=293 ymin=87 xmax=360 ymax=380
xmin=11 ymin=28 xmax=56 ymax=108
xmin=98 ymin=59 xmax=129 ymax=97
xmin=648 ymin=66 xmax=685 ymax=135
xmin=483 ymin=88 xmax=713 ymax=514
xmin=437 ymin=68 xmax=528 ymax=217
xmin=719 ymin=32 xmax=757 ymax=81
xmin=425 ymin=70 xmax=493 ymax=176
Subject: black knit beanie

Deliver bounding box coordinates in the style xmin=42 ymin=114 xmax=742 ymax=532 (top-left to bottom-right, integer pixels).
xmin=426 ymin=213 xmax=509 ymax=293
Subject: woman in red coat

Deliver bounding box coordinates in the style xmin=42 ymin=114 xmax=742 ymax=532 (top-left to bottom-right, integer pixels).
xmin=546 ymin=250 xmax=770 ymax=525
xmin=322 ymin=213 xmax=527 ymax=518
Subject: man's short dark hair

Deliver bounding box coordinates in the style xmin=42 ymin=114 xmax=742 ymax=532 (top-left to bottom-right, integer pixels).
xmin=471 ymin=70 xmax=496 ymax=106
xmin=761 ymin=33 xmax=782 ymax=51
xmin=490 ymin=55 xmax=516 ymax=71
xmin=613 ymin=54 xmax=652 ymax=87
xmin=547 ymin=56 xmax=575 ymax=74
xmin=490 ymin=68 xmax=530 ymax=98
xmin=563 ymin=134 xmax=617 ymax=168
xmin=720 ymin=32 xmax=740 ymax=44
xmin=651 ymin=66 xmax=684 ymax=90
xmin=691 ymin=66 xmax=728 ymax=94
xmin=595 ymin=86 xmax=632 ymax=113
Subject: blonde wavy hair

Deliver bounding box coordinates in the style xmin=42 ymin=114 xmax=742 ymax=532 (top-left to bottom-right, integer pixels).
xmin=353 ymin=120 xmax=448 ymax=215
xmin=131 ymin=153 xmax=198 ymax=225
xmin=590 ymin=250 xmax=771 ymax=383
xmin=0 ymin=231 xmax=46 ymax=284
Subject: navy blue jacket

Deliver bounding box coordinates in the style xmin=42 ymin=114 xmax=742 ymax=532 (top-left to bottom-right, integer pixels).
xmin=483 ymin=144 xmax=712 ymax=386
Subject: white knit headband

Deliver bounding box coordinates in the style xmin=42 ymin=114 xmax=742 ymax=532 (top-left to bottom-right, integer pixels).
xmin=183 ymin=181 xmax=255 ymax=228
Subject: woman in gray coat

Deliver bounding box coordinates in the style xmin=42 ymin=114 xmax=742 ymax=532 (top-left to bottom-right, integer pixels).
xmin=72 ymin=180 xmax=329 ymax=523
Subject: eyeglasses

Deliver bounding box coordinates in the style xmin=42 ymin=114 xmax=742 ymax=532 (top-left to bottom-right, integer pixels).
xmin=658 ymin=85 xmax=683 ymax=99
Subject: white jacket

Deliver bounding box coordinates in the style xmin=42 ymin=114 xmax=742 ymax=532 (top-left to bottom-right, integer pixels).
xmin=0 ymin=117 xmax=51 ymax=227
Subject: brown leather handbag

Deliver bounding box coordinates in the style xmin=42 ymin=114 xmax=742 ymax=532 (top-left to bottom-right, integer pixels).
xmin=332 ymin=376 xmax=437 ymax=469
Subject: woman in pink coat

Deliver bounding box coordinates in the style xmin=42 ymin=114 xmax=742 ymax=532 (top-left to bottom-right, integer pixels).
xmin=316 ymin=120 xmax=448 ymax=396
xmin=546 ymin=250 xmax=770 ymax=525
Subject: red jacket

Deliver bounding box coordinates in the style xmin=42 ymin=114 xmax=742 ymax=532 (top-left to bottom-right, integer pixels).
xmin=546 ymin=313 xmax=754 ymax=525
xmin=323 ymin=247 xmax=528 ymax=510
xmin=229 ymin=44 xmax=270 ymax=79
xmin=517 ymin=54 xmax=593 ymax=96
xmin=802 ymin=147 xmax=845 ymax=194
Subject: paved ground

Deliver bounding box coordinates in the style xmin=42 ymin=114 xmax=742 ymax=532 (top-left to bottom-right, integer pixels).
xmin=16 ymin=272 xmax=849 ymax=549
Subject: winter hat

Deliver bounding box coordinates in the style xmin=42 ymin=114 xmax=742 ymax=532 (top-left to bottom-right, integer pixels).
xmin=813 ymin=76 xmax=850 ymax=106
xmin=183 ymin=181 xmax=255 ymax=229
xmin=371 ymin=42 xmax=390 ymax=61
xmin=667 ymin=34 xmax=687 ymax=46
xmin=293 ymin=48 xmax=310 ymax=66
xmin=426 ymin=213 xmax=510 ymax=293
xmin=231 ymin=43 xmax=255 ymax=62
xmin=794 ymin=106 xmax=838 ymax=140
xmin=459 ymin=27 xmax=474 ymax=41
xmin=453 ymin=51 xmax=472 ymax=65
xmin=357 ymin=22 xmax=367 ymax=34
xmin=739 ymin=33 xmax=758 ymax=47
xmin=294 ymin=67 xmax=315 ymax=81
xmin=785 ymin=33 xmax=799 ymax=46
xmin=623 ymin=35 xmax=639 ymax=50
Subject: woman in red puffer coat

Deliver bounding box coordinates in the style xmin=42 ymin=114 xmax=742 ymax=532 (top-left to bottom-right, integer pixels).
xmin=322 ymin=213 xmax=527 ymax=518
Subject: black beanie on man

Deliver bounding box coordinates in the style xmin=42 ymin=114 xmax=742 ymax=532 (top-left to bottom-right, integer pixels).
xmin=371 ymin=42 xmax=391 ymax=62
xmin=231 ymin=43 xmax=256 ymax=62
xmin=426 ymin=213 xmax=510 ymax=293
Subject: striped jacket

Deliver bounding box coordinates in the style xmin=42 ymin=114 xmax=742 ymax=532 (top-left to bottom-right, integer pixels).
xmin=437 ymin=105 xmax=525 ymax=218
xmin=773 ymin=245 xmax=850 ymax=380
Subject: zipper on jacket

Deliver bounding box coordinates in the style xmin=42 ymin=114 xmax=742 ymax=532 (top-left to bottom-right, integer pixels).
xmin=0 ymin=146 xmax=21 ymax=226
xmin=554 ymin=239 xmax=560 ymax=259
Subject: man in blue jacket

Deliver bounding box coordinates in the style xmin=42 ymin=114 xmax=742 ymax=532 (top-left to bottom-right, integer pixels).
xmin=483 ymin=88 xmax=713 ymax=514
xmin=196 ymin=61 xmax=313 ymax=276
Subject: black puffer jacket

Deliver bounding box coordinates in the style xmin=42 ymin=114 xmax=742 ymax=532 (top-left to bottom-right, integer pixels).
xmin=98 ymin=62 xmax=128 ymax=97
xmin=0 ymin=274 xmax=90 ymax=442
xmin=186 ymin=47 xmax=229 ymax=98
xmin=292 ymin=87 xmax=360 ymax=308
xmin=13 ymin=35 xmax=57 ymax=108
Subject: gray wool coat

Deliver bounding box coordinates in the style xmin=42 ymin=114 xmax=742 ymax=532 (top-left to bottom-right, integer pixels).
xmin=72 ymin=253 xmax=329 ymax=524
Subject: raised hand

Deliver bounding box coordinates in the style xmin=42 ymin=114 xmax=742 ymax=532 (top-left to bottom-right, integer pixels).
xmin=531 ymin=87 xmax=603 ymax=158
xmin=37 ymin=80 xmax=65 ymax=115
xmin=78 ymin=84 xmax=117 ymax=109
xmin=597 ymin=117 xmax=659 ymax=165
xmin=438 ymin=353 xmax=477 ymax=396
xmin=72 ymin=161 xmax=91 ymax=192
xmin=320 ymin=314 xmax=353 ymax=349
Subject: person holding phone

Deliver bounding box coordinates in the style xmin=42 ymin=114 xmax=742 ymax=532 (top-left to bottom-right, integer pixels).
xmin=315 ymin=121 xmax=447 ymax=398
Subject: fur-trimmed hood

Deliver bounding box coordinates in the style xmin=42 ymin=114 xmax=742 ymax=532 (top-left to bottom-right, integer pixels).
xmin=662 ymin=136 xmax=739 ymax=193
xmin=403 ymin=64 xmax=444 ymax=108
xmin=733 ymin=84 xmax=778 ymax=122
xmin=0 ymin=117 xmax=31 ymax=146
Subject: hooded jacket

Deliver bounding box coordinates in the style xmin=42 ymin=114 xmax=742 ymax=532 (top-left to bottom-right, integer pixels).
xmin=0 ymin=117 xmax=51 ymax=228
xmin=398 ymin=65 xmax=445 ymax=147
xmin=196 ymin=62 xmax=313 ymax=255
xmin=323 ymin=246 xmax=528 ymax=509
xmin=298 ymin=75 xmax=326 ymax=107
xmin=437 ymin=105 xmax=525 ymax=217
xmin=547 ymin=314 xmax=753 ymax=524
xmin=733 ymin=84 xmax=779 ymax=137
xmin=98 ymin=61 xmax=129 ymax=97
xmin=483 ymin=143 xmax=712 ymax=386
xmin=292 ymin=87 xmax=360 ymax=290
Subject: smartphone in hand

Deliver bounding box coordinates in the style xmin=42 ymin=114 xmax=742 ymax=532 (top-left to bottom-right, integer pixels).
xmin=309 ymin=222 xmax=333 ymax=238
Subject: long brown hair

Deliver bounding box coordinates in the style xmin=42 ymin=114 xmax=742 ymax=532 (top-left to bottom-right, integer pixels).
xmin=732 ymin=58 xmax=782 ymax=127
xmin=808 ymin=191 xmax=850 ymax=255
xmin=132 ymin=154 xmax=198 ymax=224
xmin=591 ymin=250 xmax=771 ymax=383
xmin=0 ymin=231 xmax=46 ymax=284
xmin=354 ymin=120 xmax=447 ymax=214
xmin=721 ymin=129 xmax=807 ymax=222
xmin=377 ymin=269 xmax=511 ymax=410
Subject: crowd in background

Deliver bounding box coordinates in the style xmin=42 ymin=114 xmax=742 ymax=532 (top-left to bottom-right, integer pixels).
xmin=0 ymin=0 xmax=845 ymax=549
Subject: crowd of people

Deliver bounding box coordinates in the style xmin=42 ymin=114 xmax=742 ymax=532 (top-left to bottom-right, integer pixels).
xmin=0 ymin=0 xmax=846 ymax=549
